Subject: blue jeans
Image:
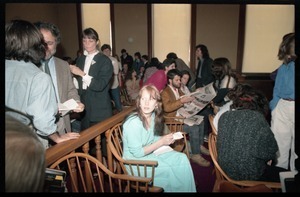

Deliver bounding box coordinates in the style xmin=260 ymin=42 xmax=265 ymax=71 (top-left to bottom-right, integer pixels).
xmin=71 ymin=120 xmax=81 ymax=133
xmin=183 ymin=122 xmax=204 ymax=155
xmin=110 ymin=87 xmax=123 ymax=112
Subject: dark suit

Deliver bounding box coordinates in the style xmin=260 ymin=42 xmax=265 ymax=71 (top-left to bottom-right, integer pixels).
xmin=52 ymin=57 xmax=81 ymax=134
xmin=76 ymin=52 xmax=113 ymax=130
xmin=195 ymin=58 xmax=214 ymax=137
xmin=195 ymin=58 xmax=214 ymax=88
xmin=121 ymin=53 xmax=133 ymax=68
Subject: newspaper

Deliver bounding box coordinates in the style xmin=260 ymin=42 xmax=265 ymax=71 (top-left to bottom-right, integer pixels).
xmin=58 ymin=99 xmax=79 ymax=117
xmin=177 ymin=82 xmax=216 ymax=118
xmin=153 ymin=132 xmax=184 ymax=156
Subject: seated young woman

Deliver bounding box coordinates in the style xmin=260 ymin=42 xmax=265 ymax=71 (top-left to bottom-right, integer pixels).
xmin=211 ymin=57 xmax=237 ymax=106
xmin=122 ymin=84 xmax=196 ymax=192
xmin=125 ymin=69 xmax=141 ymax=101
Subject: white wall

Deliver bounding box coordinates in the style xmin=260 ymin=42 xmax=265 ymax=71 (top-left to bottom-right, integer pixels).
xmin=243 ymin=5 xmax=295 ymax=73
xmin=81 ymin=4 xmax=111 ymax=50
xmin=80 ymin=4 xmax=295 ymax=73
xmin=153 ymin=4 xmax=191 ymax=64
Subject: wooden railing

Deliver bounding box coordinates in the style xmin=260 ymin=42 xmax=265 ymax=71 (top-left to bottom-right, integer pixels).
xmin=46 ymin=106 xmax=135 ymax=167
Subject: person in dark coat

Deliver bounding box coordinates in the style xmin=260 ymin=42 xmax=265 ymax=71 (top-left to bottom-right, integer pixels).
xmin=195 ymin=44 xmax=214 ymax=88
xmin=70 ymin=27 xmax=113 ymax=130
xmin=217 ymin=84 xmax=287 ymax=182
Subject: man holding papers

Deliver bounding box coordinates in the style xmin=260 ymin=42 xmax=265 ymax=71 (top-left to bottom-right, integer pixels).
xmin=35 ymin=21 xmax=84 ymax=139
xmin=161 ymin=69 xmax=210 ymax=167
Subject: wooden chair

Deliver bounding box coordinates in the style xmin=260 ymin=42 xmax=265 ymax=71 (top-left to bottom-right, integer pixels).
xmin=120 ymin=87 xmax=134 ymax=106
xmin=208 ymin=114 xmax=218 ymax=136
xmin=105 ymin=123 xmax=164 ymax=193
xmin=164 ymin=116 xmax=190 ymax=158
xmin=49 ymin=152 xmax=152 ymax=192
xmin=215 ymin=180 xmax=273 ymax=192
xmin=208 ymin=133 xmax=281 ymax=192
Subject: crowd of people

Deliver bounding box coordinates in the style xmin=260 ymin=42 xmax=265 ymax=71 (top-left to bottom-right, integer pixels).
xmin=5 ymin=18 xmax=297 ymax=192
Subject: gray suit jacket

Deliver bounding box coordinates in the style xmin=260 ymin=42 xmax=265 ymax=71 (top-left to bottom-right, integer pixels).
xmin=53 ymin=57 xmax=80 ymax=134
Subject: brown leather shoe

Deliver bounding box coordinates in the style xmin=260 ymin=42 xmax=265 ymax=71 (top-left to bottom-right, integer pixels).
xmin=190 ymin=154 xmax=210 ymax=167
xmin=200 ymin=145 xmax=210 ymax=156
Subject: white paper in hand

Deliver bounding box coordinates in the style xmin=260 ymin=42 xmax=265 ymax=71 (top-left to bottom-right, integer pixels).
xmin=153 ymin=146 xmax=173 ymax=156
xmin=173 ymin=132 xmax=183 ymax=140
xmin=62 ymin=99 xmax=78 ymax=110
xmin=58 ymin=99 xmax=78 ymax=116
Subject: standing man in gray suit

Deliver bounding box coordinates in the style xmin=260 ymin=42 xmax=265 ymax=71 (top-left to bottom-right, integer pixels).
xmin=34 ymin=21 xmax=85 ymax=138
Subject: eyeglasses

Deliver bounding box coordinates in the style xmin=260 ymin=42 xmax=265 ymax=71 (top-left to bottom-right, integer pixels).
xmin=5 ymin=106 xmax=34 ymax=129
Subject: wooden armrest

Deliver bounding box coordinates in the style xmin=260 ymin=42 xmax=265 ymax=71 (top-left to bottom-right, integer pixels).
xmin=217 ymin=180 xmax=273 ymax=192
xmin=164 ymin=115 xmax=185 ymax=120
xmin=117 ymin=173 xmax=152 ymax=183
xmin=232 ymin=180 xmax=281 ymax=189
xmin=123 ymin=159 xmax=158 ymax=166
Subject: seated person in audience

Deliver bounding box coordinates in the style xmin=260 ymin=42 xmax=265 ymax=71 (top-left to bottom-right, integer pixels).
xmin=138 ymin=65 xmax=145 ymax=85
xmin=132 ymin=52 xmax=144 ymax=76
xmin=211 ymin=57 xmax=237 ymax=106
xmin=181 ymin=69 xmax=212 ymax=95
xmin=161 ymin=69 xmax=210 ymax=167
xmin=167 ymin=52 xmax=196 ymax=90
xmin=142 ymin=57 xmax=161 ymax=84
xmin=180 ymin=70 xmax=192 ymax=95
xmin=216 ymin=84 xmax=288 ymax=182
xmin=120 ymin=63 xmax=129 ymax=88
xmin=6 ymin=113 xmax=46 ymax=192
xmin=125 ymin=69 xmax=141 ymax=101
xmin=122 ymin=85 xmax=196 ymax=192
xmin=143 ymin=58 xmax=176 ymax=92
xmin=212 ymin=83 xmax=253 ymax=131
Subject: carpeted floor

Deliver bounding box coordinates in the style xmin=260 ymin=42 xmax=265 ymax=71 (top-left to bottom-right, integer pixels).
xmin=190 ymin=142 xmax=216 ymax=192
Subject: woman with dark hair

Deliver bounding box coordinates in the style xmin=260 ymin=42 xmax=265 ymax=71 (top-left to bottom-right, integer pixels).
xmin=125 ymin=69 xmax=140 ymax=101
xmin=214 ymin=83 xmax=287 ymax=182
xmin=211 ymin=57 xmax=237 ymax=106
xmin=195 ymin=44 xmax=214 ymax=88
xmin=143 ymin=58 xmax=176 ymax=92
xmin=122 ymin=85 xmax=196 ymax=192
xmin=180 ymin=70 xmax=192 ymax=95
xmin=213 ymin=83 xmax=268 ymax=130
xmin=212 ymin=57 xmax=236 ymax=90
xmin=142 ymin=57 xmax=161 ymax=84
xmin=70 ymin=27 xmax=113 ymax=131
xmin=5 ymin=19 xmax=79 ymax=149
